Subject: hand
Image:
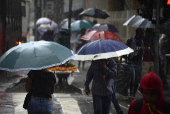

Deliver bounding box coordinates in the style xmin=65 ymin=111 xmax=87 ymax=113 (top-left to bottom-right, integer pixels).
xmin=85 ymin=89 xmax=90 ymax=95
xmin=101 ymin=59 xmax=107 ymax=70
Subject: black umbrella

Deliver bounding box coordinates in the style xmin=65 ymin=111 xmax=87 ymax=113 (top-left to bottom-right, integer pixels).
xmin=79 ymin=8 xmax=109 ymax=19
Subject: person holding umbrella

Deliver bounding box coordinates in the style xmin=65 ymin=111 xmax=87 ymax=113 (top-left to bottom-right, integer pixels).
xmin=25 ymin=69 xmax=56 ymax=114
xmin=85 ymin=58 xmax=117 ymax=114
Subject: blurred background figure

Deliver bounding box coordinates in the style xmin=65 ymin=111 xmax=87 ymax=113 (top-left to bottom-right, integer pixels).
xmin=41 ymin=30 xmax=54 ymax=41
xmin=142 ymin=28 xmax=155 ymax=77
xmin=76 ymin=28 xmax=87 ymax=69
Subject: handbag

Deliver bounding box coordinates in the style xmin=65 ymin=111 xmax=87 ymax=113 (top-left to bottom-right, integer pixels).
xmin=23 ymin=92 xmax=31 ymax=109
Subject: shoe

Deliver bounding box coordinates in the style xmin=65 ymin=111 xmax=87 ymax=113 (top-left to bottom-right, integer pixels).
xmin=119 ymin=110 xmax=123 ymax=114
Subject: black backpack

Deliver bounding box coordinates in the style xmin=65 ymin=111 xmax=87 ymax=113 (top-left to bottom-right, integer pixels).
xmin=135 ymin=98 xmax=170 ymax=114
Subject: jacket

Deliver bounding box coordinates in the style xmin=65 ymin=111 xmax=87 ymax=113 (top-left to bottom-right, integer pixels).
xmin=85 ymin=59 xmax=117 ymax=96
xmin=128 ymin=72 xmax=165 ymax=114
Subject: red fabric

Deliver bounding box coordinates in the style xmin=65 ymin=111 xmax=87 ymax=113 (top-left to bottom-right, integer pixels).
xmin=128 ymin=72 xmax=165 ymax=114
xmin=143 ymin=37 xmax=153 ymax=62
xmin=80 ymin=30 xmax=122 ymax=41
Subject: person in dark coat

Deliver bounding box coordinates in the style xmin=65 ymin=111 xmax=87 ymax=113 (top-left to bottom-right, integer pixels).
xmin=85 ymin=58 xmax=117 ymax=114
xmin=128 ymin=28 xmax=144 ymax=98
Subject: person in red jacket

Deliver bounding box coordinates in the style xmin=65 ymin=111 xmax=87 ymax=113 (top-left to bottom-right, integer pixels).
xmin=128 ymin=71 xmax=170 ymax=114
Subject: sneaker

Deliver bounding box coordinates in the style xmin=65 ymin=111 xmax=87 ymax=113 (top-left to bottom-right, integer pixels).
xmin=119 ymin=110 xmax=123 ymax=114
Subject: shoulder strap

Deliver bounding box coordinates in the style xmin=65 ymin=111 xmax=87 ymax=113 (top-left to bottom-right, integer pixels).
xmin=135 ymin=98 xmax=143 ymax=114
xmin=164 ymin=100 xmax=170 ymax=114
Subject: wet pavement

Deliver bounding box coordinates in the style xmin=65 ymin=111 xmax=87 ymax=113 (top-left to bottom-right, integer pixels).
xmin=0 ymin=60 xmax=170 ymax=114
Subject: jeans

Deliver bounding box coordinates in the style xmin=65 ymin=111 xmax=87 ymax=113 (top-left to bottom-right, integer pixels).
xmin=27 ymin=98 xmax=53 ymax=114
xmin=92 ymin=93 xmax=112 ymax=114
xmin=112 ymin=84 xmax=121 ymax=113
xmin=129 ymin=64 xmax=142 ymax=96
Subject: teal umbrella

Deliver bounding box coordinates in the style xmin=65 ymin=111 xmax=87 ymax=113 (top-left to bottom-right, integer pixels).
xmin=0 ymin=40 xmax=75 ymax=72
xmin=71 ymin=20 xmax=94 ymax=31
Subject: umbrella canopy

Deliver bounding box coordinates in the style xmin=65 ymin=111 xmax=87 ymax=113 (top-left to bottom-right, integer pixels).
xmin=79 ymin=8 xmax=109 ymax=19
xmin=74 ymin=40 xmax=133 ymax=61
xmin=0 ymin=40 xmax=75 ymax=72
xmin=123 ymin=15 xmax=155 ymax=28
xmin=51 ymin=20 xmax=60 ymax=34
xmin=36 ymin=17 xmax=51 ymax=26
xmin=80 ymin=30 xmax=122 ymax=41
xmin=71 ymin=20 xmax=94 ymax=31
xmin=60 ymin=18 xmax=75 ymax=29
xmin=38 ymin=24 xmax=56 ymax=31
xmin=91 ymin=23 xmax=119 ymax=33
xmin=37 ymin=21 xmax=60 ymax=35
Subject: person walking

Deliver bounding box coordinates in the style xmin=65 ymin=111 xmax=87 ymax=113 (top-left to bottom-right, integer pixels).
xmin=128 ymin=71 xmax=170 ymax=114
xmin=111 ymin=58 xmax=123 ymax=114
xmin=85 ymin=58 xmax=117 ymax=114
xmin=25 ymin=69 xmax=56 ymax=114
xmin=112 ymin=81 xmax=123 ymax=114
xmin=76 ymin=28 xmax=87 ymax=69
xmin=128 ymin=28 xmax=144 ymax=98
xmin=142 ymin=28 xmax=155 ymax=76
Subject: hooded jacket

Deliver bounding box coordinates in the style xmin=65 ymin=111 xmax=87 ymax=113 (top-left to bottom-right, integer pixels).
xmin=128 ymin=72 xmax=165 ymax=114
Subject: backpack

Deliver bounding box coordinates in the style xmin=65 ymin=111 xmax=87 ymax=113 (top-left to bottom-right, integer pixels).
xmin=135 ymin=98 xmax=170 ymax=114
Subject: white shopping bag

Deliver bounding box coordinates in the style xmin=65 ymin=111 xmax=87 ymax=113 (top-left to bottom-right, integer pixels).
xmin=67 ymin=73 xmax=74 ymax=85
xmin=54 ymin=73 xmax=58 ymax=85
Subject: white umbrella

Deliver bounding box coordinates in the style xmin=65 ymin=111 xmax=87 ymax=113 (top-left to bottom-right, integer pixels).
xmin=123 ymin=15 xmax=155 ymax=28
xmin=36 ymin=17 xmax=51 ymax=26
xmin=60 ymin=18 xmax=75 ymax=29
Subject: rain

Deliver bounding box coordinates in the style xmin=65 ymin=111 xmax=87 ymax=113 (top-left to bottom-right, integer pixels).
xmin=0 ymin=0 xmax=170 ymax=114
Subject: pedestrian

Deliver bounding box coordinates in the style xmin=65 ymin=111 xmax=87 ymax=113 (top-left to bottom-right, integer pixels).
xmin=111 ymin=58 xmax=123 ymax=114
xmin=85 ymin=58 xmax=117 ymax=114
xmin=128 ymin=71 xmax=170 ymax=114
xmin=42 ymin=30 xmax=54 ymax=41
xmin=159 ymin=34 xmax=170 ymax=89
xmin=25 ymin=69 xmax=56 ymax=114
xmin=76 ymin=28 xmax=87 ymax=69
xmin=128 ymin=28 xmax=144 ymax=98
xmin=142 ymin=28 xmax=155 ymax=76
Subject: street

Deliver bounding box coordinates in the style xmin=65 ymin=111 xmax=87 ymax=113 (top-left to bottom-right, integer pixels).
xmin=0 ymin=60 xmax=170 ymax=114
xmin=0 ymin=61 xmax=130 ymax=114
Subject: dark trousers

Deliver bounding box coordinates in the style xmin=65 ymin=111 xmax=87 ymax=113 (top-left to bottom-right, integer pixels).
xmin=92 ymin=93 xmax=112 ymax=114
xmin=112 ymin=92 xmax=121 ymax=113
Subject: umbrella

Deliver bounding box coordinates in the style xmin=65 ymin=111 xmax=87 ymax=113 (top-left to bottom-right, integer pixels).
xmin=0 ymin=40 xmax=75 ymax=72
xmin=38 ymin=24 xmax=57 ymax=31
xmin=74 ymin=40 xmax=134 ymax=61
xmin=80 ymin=30 xmax=122 ymax=42
xmin=51 ymin=20 xmax=60 ymax=34
xmin=71 ymin=20 xmax=94 ymax=31
xmin=123 ymin=15 xmax=155 ymax=28
xmin=60 ymin=18 xmax=75 ymax=29
xmin=90 ymin=23 xmax=119 ymax=33
xmin=37 ymin=21 xmax=60 ymax=35
xmin=79 ymin=8 xmax=109 ymax=19
xmin=36 ymin=17 xmax=51 ymax=26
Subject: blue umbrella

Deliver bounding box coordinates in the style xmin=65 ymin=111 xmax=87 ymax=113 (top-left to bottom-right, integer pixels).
xmin=74 ymin=40 xmax=133 ymax=61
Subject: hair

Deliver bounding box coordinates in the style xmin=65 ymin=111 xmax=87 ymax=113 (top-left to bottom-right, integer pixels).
xmin=136 ymin=28 xmax=144 ymax=34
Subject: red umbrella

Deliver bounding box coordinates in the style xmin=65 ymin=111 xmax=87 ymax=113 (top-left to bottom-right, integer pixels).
xmin=80 ymin=30 xmax=122 ymax=41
